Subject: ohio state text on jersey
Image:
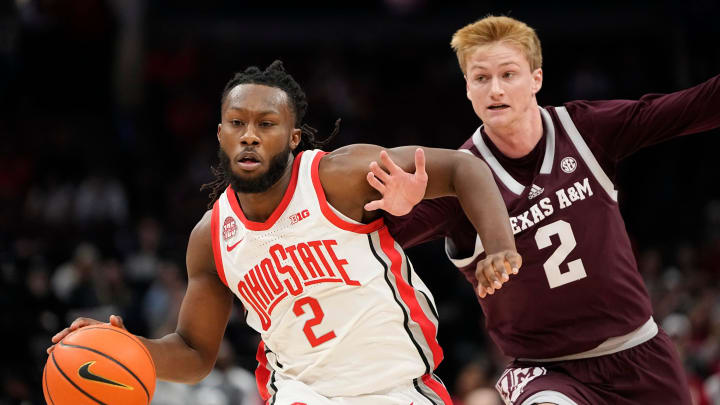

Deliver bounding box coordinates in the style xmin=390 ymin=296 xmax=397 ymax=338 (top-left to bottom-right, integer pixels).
xmin=211 ymin=150 xmax=447 ymax=402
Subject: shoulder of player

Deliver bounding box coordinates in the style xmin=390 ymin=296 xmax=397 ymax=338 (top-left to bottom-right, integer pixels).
xmin=554 ymin=99 xmax=640 ymax=126
xmin=186 ymin=210 xmax=216 ymax=277
xmin=321 ymin=144 xmax=381 ymax=172
xmin=319 ymin=144 xmax=379 ymax=188
xmin=317 ymin=144 xmax=380 ymax=215
xmin=190 ymin=209 xmax=213 ymax=242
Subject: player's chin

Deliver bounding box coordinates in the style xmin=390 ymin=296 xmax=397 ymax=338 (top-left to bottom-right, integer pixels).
xmin=481 ymin=114 xmax=509 ymax=129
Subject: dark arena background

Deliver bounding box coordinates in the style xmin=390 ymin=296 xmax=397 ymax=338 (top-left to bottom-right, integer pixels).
xmin=1 ymin=1 xmax=719 ymax=404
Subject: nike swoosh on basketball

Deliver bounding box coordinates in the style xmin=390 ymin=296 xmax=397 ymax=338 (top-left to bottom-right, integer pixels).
xmin=226 ymin=238 xmax=243 ymax=252
xmin=78 ymin=361 xmax=133 ymax=390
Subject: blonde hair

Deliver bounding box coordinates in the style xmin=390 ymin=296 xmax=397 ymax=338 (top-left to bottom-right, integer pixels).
xmin=451 ymin=15 xmax=542 ymax=74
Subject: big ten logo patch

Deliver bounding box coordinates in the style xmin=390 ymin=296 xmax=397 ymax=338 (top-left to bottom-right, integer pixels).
xmin=495 ymin=366 xmax=546 ymax=404
xmin=223 ymin=217 xmax=238 ymax=241
xmin=289 ymin=209 xmax=310 ymax=225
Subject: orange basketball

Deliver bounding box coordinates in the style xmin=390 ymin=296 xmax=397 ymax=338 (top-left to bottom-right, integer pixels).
xmin=43 ymin=324 xmax=156 ymax=405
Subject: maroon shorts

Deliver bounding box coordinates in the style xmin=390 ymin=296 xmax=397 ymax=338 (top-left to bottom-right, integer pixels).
xmin=495 ymin=329 xmax=692 ymax=404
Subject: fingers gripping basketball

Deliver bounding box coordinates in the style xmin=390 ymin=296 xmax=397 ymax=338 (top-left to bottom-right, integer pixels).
xmin=43 ymin=324 xmax=156 ymax=405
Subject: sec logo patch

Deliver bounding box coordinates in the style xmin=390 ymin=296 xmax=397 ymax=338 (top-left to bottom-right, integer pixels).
xmin=560 ymin=157 xmax=577 ymax=173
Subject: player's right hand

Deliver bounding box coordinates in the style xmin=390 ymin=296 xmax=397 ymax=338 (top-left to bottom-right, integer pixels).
xmin=46 ymin=314 xmax=126 ymax=354
xmin=475 ymin=250 xmax=522 ymax=298
xmin=364 ymin=148 xmax=427 ymax=215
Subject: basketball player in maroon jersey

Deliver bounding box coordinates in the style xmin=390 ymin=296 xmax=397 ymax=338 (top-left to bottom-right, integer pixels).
xmin=48 ymin=61 xmax=521 ymax=404
xmin=366 ymin=15 xmax=720 ymax=405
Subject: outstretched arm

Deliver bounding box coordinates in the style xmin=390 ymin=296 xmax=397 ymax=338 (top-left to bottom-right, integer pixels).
xmin=572 ymin=73 xmax=720 ymax=162
xmin=49 ymin=211 xmax=234 ymax=384
xmin=363 ymin=148 xmax=428 ymax=215
xmin=320 ymin=145 xmax=520 ymax=298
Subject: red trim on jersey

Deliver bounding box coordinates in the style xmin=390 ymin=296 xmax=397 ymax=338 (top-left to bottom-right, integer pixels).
xmin=305 ymin=277 xmax=342 ymax=286
xmin=210 ymin=201 xmax=228 ymax=287
xmin=255 ymin=341 xmax=271 ymax=401
xmin=378 ymin=227 xmax=444 ymax=367
xmin=310 ymin=151 xmax=385 ymax=234
xmin=227 ymin=151 xmax=304 ymax=231
xmin=421 ymin=374 xmax=452 ymax=404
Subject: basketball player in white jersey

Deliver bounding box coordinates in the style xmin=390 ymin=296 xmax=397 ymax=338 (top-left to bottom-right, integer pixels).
xmin=48 ymin=60 xmax=522 ymax=405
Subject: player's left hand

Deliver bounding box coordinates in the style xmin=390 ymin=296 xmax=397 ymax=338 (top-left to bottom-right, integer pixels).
xmin=46 ymin=314 xmax=126 ymax=354
xmin=475 ymin=250 xmax=522 ymax=298
xmin=364 ymin=148 xmax=427 ymax=215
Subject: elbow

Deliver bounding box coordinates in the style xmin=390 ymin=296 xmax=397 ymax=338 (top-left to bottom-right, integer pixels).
xmin=186 ymin=353 xmax=217 ymax=384
xmin=453 ymin=153 xmax=491 ymax=187
xmin=173 ymin=362 xmax=214 ymax=385
xmin=187 ymin=367 xmax=214 ymax=385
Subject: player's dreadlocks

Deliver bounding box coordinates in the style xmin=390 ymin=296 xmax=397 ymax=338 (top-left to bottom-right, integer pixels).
xmin=201 ymin=60 xmax=340 ymax=207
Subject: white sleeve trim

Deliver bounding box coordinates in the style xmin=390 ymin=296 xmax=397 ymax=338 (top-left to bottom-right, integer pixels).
xmin=554 ymin=106 xmax=618 ymax=201
xmin=539 ymin=107 xmax=556 ymax=175
xmin=472 ymin=127 xmax=526 ymax=196
xmin=445 ymin=235 xmax=485 ymax=268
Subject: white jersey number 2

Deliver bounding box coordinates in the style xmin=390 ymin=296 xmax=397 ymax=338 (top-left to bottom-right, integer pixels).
xmin=534 ymin=220 xmax=587 ymax=288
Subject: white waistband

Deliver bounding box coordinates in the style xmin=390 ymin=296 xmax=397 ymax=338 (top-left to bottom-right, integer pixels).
xmin=519 ymin=317 xmax=658 ymax=362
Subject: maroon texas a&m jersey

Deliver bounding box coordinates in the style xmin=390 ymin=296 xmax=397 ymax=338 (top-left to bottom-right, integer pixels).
xmin=385 ymin=75 xmax=720 ymax=359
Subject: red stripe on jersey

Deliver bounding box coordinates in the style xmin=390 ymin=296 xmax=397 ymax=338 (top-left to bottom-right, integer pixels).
xmin=378 ymin=227 xmax=443 ymax=368
xmin=228 ymin=151 xmax=304 ymax=231
xmin=254 ymin=341 xmax=271 ymax=401
xmin=310 ymin=151 xmax=385 ymax=234
xmin=421 ymin=374 xmax=452 ymax=404
xmin=210 ymin=201 xmax=228 ymax=287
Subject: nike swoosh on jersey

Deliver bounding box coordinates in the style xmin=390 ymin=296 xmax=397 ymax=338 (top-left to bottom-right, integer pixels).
xmin=226 ymin=239 xmax=243 ymax=252
xmin=78 ymin=361 xmax=133 ymax=390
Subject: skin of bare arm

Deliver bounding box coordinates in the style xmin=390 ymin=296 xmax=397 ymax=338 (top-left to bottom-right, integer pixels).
xmin=49 ymin=211 xmax=235 ymax=384
xmin=320 ymin=144 xmax=520 ymax=292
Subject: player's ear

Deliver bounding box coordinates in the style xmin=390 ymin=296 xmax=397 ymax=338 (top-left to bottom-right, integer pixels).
xmin=531 ymin=68 xmax=543 ymax=95
xmin=290 ymin=128 xmax=301 ymax=150
xmin=217 ymin=123 xmax=222 ymax=141
xmin=465 ymin=75 xmax=472 ymax=100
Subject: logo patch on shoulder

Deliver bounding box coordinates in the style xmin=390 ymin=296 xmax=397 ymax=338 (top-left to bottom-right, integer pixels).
xmin=560 ymin=157 xmax=577 ymax=173
xmin=223 ymin=217 xmax=237 ymax=241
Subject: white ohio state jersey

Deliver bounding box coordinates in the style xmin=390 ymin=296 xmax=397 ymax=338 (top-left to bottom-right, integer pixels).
xmin=210 ymin=150 xmax=445 ymax=401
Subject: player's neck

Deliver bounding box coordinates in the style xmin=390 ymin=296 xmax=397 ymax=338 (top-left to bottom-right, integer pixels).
xmin=484 ymin=106 xmax=543 ymax=159
xmin=234 ymin=168 xmax=294 ymax=223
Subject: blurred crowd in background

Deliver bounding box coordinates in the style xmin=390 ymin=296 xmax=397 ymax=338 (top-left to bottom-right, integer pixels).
xmin=1 ymin=1 xmax=720 ymax=404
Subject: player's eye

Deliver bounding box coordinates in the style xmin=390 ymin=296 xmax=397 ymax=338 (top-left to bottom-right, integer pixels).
xmin=503 ymin=71 xmax=515 ymax=79
xmin=475 ymin=75 xmax=487 ymax=82
xmin=231 ymin=119 xmax=244 ymax=127
xmin=260 ymin=121 xmax=275 ymax=127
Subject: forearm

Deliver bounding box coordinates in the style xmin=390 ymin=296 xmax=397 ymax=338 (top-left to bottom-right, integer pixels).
xmin=138 ymin=332 xmax=214 ymax=384
xmin=453 ymin=156 xmax=515 ymax=254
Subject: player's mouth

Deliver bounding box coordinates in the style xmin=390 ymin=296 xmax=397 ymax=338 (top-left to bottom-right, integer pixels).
xmin=487 ymin=103 xmax=510 ymax=111
xmin=236 ymin=152 xmax=262 ymax=171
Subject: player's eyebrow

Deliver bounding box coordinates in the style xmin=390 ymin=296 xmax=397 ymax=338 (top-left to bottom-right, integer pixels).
xmin=227 ymin=107 xmax=279 ymax=115
xmin=469 ymin=61 xmax=521 ymax=70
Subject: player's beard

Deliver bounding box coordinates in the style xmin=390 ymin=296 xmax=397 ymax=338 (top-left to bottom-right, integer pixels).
xmin=219 ymin=145 xmax=292 ymax=194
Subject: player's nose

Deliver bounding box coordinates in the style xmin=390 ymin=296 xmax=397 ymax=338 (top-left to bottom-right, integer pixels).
xmin=489 ymin=77 xmax=504 ymax=97
xmin=239 ymin=126 xmax=260 ymax=145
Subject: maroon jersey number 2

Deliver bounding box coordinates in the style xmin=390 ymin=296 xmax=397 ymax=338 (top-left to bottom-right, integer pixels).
xmin=535 ymin=220 xmax=587 ymax=288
